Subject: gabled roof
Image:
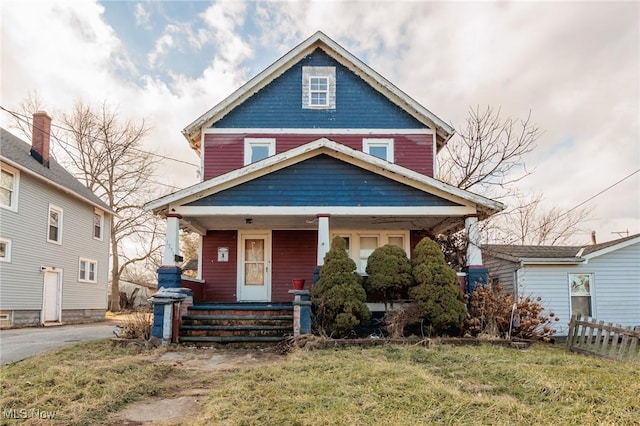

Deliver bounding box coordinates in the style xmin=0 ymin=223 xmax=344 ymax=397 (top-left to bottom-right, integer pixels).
xmin=483 ymin=234 xmax=640 ymax=264
xmin=183 ymin=31 xmax=455 ymax=154
xmin=145 ymin=137 xmax=504 ymax=218
xmin=0 ymin=128 xmax=113 ymax=213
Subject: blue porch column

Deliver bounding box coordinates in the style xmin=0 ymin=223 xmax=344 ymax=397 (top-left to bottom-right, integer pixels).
xmin=290 ymin=290 xmax=312 ymax=336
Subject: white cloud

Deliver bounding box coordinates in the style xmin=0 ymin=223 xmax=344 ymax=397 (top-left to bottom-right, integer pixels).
xmin=135 ymin=3 xmax=152 ymax=29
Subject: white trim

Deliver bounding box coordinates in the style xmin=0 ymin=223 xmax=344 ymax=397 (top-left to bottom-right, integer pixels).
xmin=0 ymin=237 xmax=11 ymax=262
xmin=0 ymin=163 xmax=20 ymax=212
xmin=244 ymin=138 xmax=276 ymax=166
xmin=78 ymin=257 xmax=98 ymax=283
xmin=145 ymin=138 xmax=504 ymax=215
xmin=204 ymin=128 xmax=432 ymax=135
xmin=93 ymin=208 xmax=104 ymax=241
xmin=175 ymin=205 xmax=477 ymax=217
xmin=47 ymin=204 xmax=63 ymax=245
xmin=363 ymin=138 xmax=394 ymax=162
xmin=583 ymin=236 xmax=640 ymax=260
xmin=182 ymin=31 xmax=454 ymax=150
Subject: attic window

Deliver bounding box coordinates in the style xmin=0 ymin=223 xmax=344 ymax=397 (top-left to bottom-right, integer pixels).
xmin=302 ymin=66 xmax=336 ymax=109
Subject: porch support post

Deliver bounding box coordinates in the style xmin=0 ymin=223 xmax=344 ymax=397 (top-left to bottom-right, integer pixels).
xmin=158 ymin=213 xmax=182 ymax=289
xmin=315 ymin=214 xmax=330 ymax=283
xmin=464 ymin=214 xmax=488 ymax=294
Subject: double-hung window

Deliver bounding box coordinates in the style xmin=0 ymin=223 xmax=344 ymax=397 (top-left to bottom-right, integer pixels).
xmin=93 ymin=209 xmax=104 ymax=240
xmin=302 ymin=66 xmax=336 ymax=109
xmin=79 ymin=258 xmax=97 ymax=283
xmin=363 ymin=138 xmax=394 ymax=162
xmin=47 ymin=204 xmax=63 ymax=244
xmin=244 ymin=138 xmax=276 ymax=165
xmin=309 ymin=77 xmax=329 ymax=107
xmin=569 ymin=273 xmax=592 ymax=317
xmin=0 ymin=165 xmax=19 ymax=211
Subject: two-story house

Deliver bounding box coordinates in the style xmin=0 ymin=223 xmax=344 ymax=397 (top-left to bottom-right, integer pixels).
xmin=0 ymin=112 xmax=113 ymax=327
xmin=145 ymin=32 xmax=504 ymax=341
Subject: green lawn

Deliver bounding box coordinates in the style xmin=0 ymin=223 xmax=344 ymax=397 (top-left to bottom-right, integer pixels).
xmin=1 ymin=341 xmax=638 ymax=425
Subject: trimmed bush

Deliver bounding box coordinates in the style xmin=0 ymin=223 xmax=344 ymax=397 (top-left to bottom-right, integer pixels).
xmin=312 ymin=236 xmax=371 ymax=337
xmin=409 ymin=237 xmax=466 ymax=336
xmin=364 ymin=244 xmax=413 ymax=306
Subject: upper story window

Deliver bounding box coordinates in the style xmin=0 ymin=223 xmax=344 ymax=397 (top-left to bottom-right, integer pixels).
xmin=0 ymin=238 xmax=11 ymax=262
xmin=302 ymin=66 xmax=336 ymax=110
xmin=48 ymin=204 xmax=63 ymax=244
xmin=244 ymin=138 xmax=276 ymax=166
xmin=363 ymin=138 xmax=394 ymax=162
xmin=79 ymin=258 xmax=97 ymax=283
xmin=93 ymin=209 xmax=104 ymax=240
xmin=0 ymin=164 xmax=19 ymax=211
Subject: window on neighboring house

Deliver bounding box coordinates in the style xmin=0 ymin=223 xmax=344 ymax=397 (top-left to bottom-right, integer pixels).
xmin=93 ymin=209 xmax=104 ymax=240
xmin=363 ymin=138 xmax=394 ymax=162
xmin=302 ymin=66 xmax=336 ymax=109
xmin=0 ymin=165 xmax=19 ymax=211
xmin=334 ymin=231 xmax=409 ymax=274
xmin=244 ymin=138 xmax=276 ymax=165
xmin=79 ymin=258 xmax=97 ymax=283
xmin=48 ymin=205 xmax=63 ymax=244
xmin=569 ymin=273 xmax=592 ymax=318
xmin=0 ymin=238 xmax=11 ymax=262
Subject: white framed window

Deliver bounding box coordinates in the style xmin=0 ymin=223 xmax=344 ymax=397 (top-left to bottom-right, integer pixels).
xmin=244 ymin=138 xmax=276 ymax=165
xmin=363 ymin=138 xmax=394 ymax=162
xmin=79 ymin=258 xmax=98 ymax=283
xmin=333 ymin=231 xmax=409 ymax=274
xmin=569 ymin=273 xmax=593 ymax=318
xmin=0 ymin=164 xmax=19 ymax=211
xmin=93 ymin=209 xmax=104 ymax=240
xmin=302 ymin=66 xmax=336 ymax=109
xmin=47 ymin=204 xmax=63 ymax=244
xmin=0 ymin=238 xmax=11 ymax=262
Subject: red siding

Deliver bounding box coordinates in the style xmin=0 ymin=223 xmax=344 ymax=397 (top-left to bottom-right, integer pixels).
xmin=271 ymin=230 xmax=318 ymax=302
xmin=201 ymin=230 xmax=238 ymax=302
xmin=203 ymin=133 xmax=434 ymax=180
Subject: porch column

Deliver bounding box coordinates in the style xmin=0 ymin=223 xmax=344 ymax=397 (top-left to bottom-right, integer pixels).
xmin=158 ymin=213 xmax=182 ymax=289
xmin=314 ymin=214 xmax=330 ymax=283
xmin=465 ymin=214 xmax=488 ymax=294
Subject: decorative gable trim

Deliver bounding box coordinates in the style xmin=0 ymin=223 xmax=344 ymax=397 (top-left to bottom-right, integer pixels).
xmin=183 ymin=31 xmax=454 ymax=154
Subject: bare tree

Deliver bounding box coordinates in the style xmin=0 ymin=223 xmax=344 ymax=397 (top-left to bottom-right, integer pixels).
xmin=58 ymin=100 xmax=164 ymax=311
xmin=439 ymin=105 xmax=540 ymax=198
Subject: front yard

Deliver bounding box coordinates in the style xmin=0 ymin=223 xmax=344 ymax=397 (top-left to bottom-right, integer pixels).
xmin=1 ymin=340 xmax=638 ymax=425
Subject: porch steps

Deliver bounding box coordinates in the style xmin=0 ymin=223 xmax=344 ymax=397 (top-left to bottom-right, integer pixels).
xmin=179 ymin=303 xmax=294 ymax=344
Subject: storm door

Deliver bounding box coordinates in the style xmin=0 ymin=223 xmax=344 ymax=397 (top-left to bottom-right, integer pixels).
xmin=238 ymin=232 xmax=271 ymax=301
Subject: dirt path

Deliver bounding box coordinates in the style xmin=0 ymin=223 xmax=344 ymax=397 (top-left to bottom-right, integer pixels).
xmin=108 ymin=347 xmax=286 ymax=425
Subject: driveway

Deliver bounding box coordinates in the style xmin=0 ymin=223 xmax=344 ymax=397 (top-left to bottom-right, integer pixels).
xmin=0 ymin=321 xmax=117 ymax=365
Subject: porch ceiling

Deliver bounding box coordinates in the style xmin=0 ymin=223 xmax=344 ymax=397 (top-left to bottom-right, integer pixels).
xmin=181 ymin=214 xmax=465 ymax=235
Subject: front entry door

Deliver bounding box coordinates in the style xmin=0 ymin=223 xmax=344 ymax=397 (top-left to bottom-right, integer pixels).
xmin=238 ymin=232 xmax=271 ymax=301
xmin=43 ymin=270 xmax=61 ymax=322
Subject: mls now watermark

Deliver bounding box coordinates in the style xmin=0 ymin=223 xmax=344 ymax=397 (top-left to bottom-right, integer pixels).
xmin=3 ymin=408 xmax=56 ymax=420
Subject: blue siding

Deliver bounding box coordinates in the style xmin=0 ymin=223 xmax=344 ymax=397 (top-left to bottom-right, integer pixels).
xmin=214 ymin=49 xmax=425 ymax=129
xmin=186 ymin=155 xmax=458 ymax=207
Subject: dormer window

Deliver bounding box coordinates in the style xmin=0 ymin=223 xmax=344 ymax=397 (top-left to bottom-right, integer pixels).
xmin=302 ymin=66 xmax=336 ymax=109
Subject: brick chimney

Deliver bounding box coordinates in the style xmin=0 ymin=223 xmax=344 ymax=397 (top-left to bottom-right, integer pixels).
xmin=31 ymin=111 xmax=52 ymax=168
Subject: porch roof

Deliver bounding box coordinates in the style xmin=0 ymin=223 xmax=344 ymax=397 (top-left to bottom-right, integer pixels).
xmin=145 ymin=139 xmax=504 ymax=235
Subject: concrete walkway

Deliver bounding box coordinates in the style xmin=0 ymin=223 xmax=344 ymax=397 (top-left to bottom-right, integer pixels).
xmin=0 ymin=321 xmax=117 ymax=365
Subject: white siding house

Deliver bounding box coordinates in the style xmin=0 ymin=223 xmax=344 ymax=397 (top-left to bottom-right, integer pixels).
xmin=0 ymin=112 xmax=113 ymax=327
xmin=483 ymin=235 xmax=640 ymax=336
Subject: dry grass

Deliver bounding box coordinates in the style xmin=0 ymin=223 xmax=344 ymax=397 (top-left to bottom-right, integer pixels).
xmin=1 ymin=341 xmax=638 ymax=425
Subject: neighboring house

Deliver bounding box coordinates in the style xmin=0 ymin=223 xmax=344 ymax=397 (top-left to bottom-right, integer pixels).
xmin=483 ymin=234 xmax=640 ymax=335
xmin=0 ymin=112 xmax=113 ymax=327
xmin=116 ymin=280 xmax=155 ymax=309
xmin=145 ymin=31 xmax=504 ymax=306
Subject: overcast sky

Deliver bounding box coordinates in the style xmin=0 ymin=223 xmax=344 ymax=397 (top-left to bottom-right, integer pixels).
xmin=1 ymin=1 xmax=638 ymax=244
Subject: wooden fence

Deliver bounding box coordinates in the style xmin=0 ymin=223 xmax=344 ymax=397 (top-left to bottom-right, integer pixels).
xmin=567 ymin=314 xmax=640 ymax=363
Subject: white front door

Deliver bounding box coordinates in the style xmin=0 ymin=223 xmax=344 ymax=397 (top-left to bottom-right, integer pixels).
xmin=43 ymin=270 xmax=61 ymax=322
xmin=238 ymin=232 xmax=271 ymax=301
